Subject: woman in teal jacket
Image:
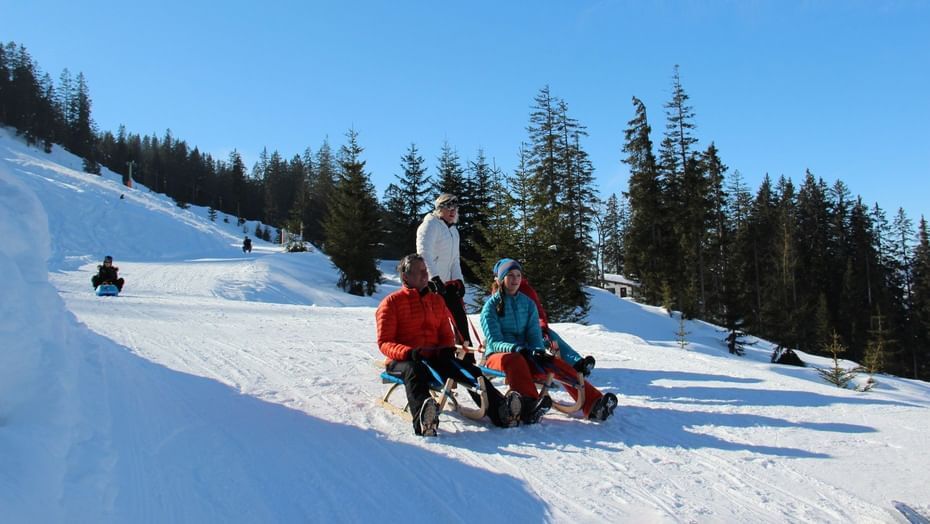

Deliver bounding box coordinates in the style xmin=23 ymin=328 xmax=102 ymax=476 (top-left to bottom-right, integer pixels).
xmin=480 ymin=258 xmax=617 ymax=422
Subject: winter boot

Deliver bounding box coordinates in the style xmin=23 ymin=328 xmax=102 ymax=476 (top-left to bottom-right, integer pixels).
xmin=573 ymin=355 xmax=596 ymax=376
xmin=588 ymin=392 xmax=618 ymax=422
xmin=414 ymin=398 xmax=440 ymax=437
xmin=522 ymin=395 xmax=552 ymax=425
xmin=495 ymin=391 xmax=523 ymax=428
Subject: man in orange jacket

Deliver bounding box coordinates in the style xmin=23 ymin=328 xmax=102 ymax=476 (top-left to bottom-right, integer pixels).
xmin=376 ymin=253 xmax=521 ymax=436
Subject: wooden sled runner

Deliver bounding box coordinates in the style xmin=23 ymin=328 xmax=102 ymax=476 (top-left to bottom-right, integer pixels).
xmin=478 ymin=365 xmax=586 ymax=414
xmin=378 ymin=362 xmax=490 ymax=422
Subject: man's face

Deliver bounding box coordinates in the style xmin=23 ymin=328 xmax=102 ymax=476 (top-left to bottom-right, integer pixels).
xmin=404 ymin=259 xmax=429 ymax=290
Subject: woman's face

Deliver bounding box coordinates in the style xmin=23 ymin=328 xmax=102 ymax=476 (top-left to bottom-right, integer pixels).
xmin=438 ymin=205 xmax=458 ymax=223
xmin=502 ymin=269 xmax=522 ymax=296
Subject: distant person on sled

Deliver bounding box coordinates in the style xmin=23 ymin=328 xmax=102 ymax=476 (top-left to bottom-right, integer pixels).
xmin=242 ymin=235 xmax=252 ymax=253
xmin=376 ymin=253 xmax=522 ymax=436
xmin=416 ymin=193 xmax=471 ymax=346
xmin=480 ymin=258 xmax=617 ymax=422
xmin=518 ymin=276 xmax=597 ymax=377
xmin=91 ymin=255 xmax=125 ymax=292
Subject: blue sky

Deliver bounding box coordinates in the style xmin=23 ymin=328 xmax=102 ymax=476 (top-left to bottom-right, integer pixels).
xmin=4 ymin=0 xmax=929 ymax=223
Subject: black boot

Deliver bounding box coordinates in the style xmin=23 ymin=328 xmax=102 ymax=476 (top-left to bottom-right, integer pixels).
xmin=588 ymin=393 xmax=618 ymax=421
xmin=573 ymin=355 xmax=596 ymax=376
xmin=522 ymin=395 xmax=552 ymax=425
xmin=494 ymin=391 xmax=522 ymax=428
xmin=413 ymin=398 xmax=440 ymax=436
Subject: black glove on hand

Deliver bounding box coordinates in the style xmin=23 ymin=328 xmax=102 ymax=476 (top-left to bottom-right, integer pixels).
xmin=447 ymin=279 xmax=466 ymax=299
xmin=533 ymin=350 xmax=554 ymax=366
xmin=427 ymin=276 xmax=446 ymax=296
xmin=437 ymin=347 xmax=455 ymax=360
xmin=410 ymin=349 xmax=422 ymax=362
xmin=573 ymin=355 xmax=596 ymax=376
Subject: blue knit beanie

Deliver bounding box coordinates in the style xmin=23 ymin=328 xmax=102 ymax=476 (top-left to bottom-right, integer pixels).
xmin=493 ymin=258 xmax=523 ymax=281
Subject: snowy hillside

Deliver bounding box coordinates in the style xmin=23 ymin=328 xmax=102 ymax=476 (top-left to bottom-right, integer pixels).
xmin=2 ymin=126 xmax=929 ymax=523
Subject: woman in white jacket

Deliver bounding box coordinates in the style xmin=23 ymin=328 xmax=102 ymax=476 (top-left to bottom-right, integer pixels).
xmin=416 ymin=193 xmax=470 ymax=345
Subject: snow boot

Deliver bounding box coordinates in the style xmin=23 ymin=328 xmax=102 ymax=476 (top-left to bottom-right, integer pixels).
xmin=522 ymin=395 xmax=552 ymax=425
xmin=496 ymin=391 xmax=523 ymax=428
xmin=588 ymin=393 xmax=618 ymax=422
xmin=573 ymin=355 xmax=596 ymax=376
xmin=415 ymin=398 xmax=440 ymax=437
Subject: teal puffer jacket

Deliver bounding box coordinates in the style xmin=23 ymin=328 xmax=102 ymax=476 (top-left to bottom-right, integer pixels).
xmin=480 ymin=291 xmax=546 ymax=355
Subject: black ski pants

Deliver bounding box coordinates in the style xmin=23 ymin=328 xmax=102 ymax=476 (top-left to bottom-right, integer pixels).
xmin=387 ymin=355 xmax=509 ymax=427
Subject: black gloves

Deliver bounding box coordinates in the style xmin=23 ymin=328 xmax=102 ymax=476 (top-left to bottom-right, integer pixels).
xmin=533 ymin=351 xmax=554 ymax=365
xmin=517 ymin=347 xmax=553 ymax=366
xmin=427 ymin=276 xmax=446 ymax=296
xmin=573 ymin=355 xmax=596 ymax=376
xmin=446 ymin=279 xmax=466 ymax=299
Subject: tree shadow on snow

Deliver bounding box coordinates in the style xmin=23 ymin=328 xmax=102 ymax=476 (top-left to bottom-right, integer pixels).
xmin=441 ymin=366 xmax=892 ymax=459
xmin=601 ymin=368 xmax=920 ymax=409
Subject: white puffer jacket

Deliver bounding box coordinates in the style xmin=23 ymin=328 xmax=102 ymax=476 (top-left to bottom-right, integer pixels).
xmin=416 ymin=212 xmax=464 ymax=282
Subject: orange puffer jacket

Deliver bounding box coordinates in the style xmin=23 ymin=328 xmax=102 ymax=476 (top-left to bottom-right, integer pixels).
xmin=376 ymin=286 xmax=455 ymax=362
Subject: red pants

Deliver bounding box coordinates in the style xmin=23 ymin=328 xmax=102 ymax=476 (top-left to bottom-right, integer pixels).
xmin=485 ymin=352 xmax=603 ymax=417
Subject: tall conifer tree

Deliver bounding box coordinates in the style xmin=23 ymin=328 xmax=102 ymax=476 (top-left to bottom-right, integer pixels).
xmin=323 ymin=130 xmax=382 ymax=295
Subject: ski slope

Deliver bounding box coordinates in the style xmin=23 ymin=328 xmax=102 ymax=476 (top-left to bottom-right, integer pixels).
xmin=2 ymin=127 xmax=929 ymax=523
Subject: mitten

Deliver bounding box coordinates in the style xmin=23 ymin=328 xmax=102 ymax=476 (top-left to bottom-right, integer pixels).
xmin=427 ymin=276 xmax=446 ymax=296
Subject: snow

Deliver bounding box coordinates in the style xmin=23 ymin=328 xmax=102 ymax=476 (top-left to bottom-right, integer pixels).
xmin=2 ymin=125 xmax=929 ymax=523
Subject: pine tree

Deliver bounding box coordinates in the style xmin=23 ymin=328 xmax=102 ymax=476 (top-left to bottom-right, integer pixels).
xmin=306 ymin=139 xmax=337 ymax=248
xmin=659 ymin=66 xmax=704 ymax=318
xmin=459 ymin=149 xmax=494 ymax=282
xmin=72 ymin=72 xmax=99 ymax=173
xmin=0 ymin=43 xmax=9 ymax=123
xmin=7 ymin=44 xmax=44 ymax=146
xmin=767 ymin=176 xmax=799 ymax=349
xmin=746 ymin=175 xmax=779 ymax=338
xmin=623 ymin=96 xmax=665 ymax=304
xmin=522 ymin=86 xmax=592 ymax=321
xmin=794 ymin=171 xmax=832 ymax=351
xmin=722 ymin=169 xmax=754 ymax=336
xmin=675 ymin=313 xmax=690 ymax=350
xmin=817 ymin=331 xmax=857 ymax=389
xmin=700 ymin=143 xmax=729 ymax=322
xmin=601 ymin=193 xmax=626 ymax=275
xmin=470 ymin=160 xmax=521 ymax=298
xmin=432 ymin=141 xmax=465 ymax=199
xmin=910 ymin=217 xmax=930 ymax=379
xmin=323 ymin=130 xmax=383 ymax=296
xmin=863 ymin=306 xmax=892 ymax=383
xmin=382 ymin=143 xmax=431 ymax=258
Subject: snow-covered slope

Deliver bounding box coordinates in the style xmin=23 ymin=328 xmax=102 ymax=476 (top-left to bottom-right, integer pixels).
xmin=2 ymin=127 xmax=929 ymax=523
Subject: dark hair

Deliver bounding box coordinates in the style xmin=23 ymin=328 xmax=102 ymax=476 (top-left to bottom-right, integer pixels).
xmin=397 ymin=254 xmax=424 ymax=286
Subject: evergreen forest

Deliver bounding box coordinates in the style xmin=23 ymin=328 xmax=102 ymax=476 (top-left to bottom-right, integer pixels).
xmin=3 ymin=41 xmax=928 ymax=380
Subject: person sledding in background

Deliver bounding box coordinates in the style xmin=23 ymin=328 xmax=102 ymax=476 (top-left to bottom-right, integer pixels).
xmin=480 ymin=258 xmax=617 ymax=423
xmin=91 ymin=255 xmax=125 ymax=292
xmin=376 ymin=253 xmax=522 ymax=437
xmin=517 ymin=277 xmax=597 ymax=377
xmin=416 ymin=193 xmax=471 ymax=347
xmin=242 ymin=235 xmax=252 ymax=253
